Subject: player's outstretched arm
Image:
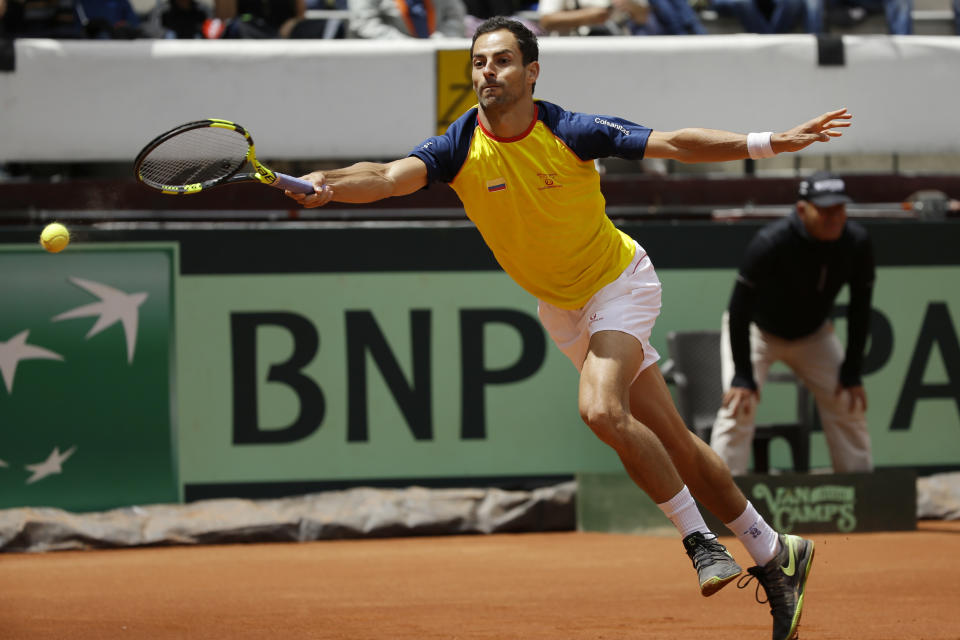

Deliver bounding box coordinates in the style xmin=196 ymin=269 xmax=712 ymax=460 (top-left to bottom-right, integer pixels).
xmin=287 ymin=156 xmax=429 ymax=208
xmin=645 ymin=108 xmax=852 ymax=163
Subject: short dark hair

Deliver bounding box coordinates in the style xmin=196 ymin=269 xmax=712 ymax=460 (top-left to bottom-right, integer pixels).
xmin=471 ymin=16 xmax=539 ymax=67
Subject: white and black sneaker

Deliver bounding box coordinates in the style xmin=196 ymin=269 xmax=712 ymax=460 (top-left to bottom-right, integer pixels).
xmin=682 ymin=531 xmax=743 ymax=597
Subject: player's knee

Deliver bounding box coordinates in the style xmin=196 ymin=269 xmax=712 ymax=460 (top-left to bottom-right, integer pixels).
xmin=579 ymin=401 xmax=630 ymax=446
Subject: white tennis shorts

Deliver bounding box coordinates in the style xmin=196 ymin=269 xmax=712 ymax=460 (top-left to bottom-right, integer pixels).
xmin=537 ymin=243 xmax=662 ymax=379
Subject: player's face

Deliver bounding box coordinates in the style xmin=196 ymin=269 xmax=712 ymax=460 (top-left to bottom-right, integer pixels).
xmin=798 ymin=201 xmax=847 ymax=241
xmin=471 ymin=30 xmax=538 ymax=112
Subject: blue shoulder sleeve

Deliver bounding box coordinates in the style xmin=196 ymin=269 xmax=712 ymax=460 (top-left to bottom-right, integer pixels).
xmin=537 ymin=100 xmax=651 ymax=161
xmin=409 ymin=108 xmax=478 ymax=184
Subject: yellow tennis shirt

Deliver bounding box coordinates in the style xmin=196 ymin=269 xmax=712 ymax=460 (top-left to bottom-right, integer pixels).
xmin=410 ymin=100 xmax=652 ymax=310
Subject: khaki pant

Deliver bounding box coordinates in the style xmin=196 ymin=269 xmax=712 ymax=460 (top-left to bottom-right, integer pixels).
xmin=710 ymin=312 xmax=874 ymax=475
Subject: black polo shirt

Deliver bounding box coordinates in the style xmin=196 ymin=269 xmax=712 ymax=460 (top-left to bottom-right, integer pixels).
xmin=727 ymin=211 xmax=875 ymax=390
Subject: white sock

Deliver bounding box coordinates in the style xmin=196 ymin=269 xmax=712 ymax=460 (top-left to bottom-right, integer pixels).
xmin=657 ymin=485 xmax=710 ymax=538
xmin=725 ymin=501 xmax=780 ymax=566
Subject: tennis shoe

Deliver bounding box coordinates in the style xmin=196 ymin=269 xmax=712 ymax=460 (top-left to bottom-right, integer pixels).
xmin=738 ymin=533 xmax=815 ymax=640
xmin=682 ymin=531 xmax=742 ymax=596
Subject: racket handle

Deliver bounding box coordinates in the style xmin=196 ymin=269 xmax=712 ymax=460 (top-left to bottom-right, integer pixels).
xmin=272 ymin=172 xmax=318 ymax=194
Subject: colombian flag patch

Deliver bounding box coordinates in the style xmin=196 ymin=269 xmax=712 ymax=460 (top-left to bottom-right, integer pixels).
xmin=486 ymin=178 xmax=506 ymax=192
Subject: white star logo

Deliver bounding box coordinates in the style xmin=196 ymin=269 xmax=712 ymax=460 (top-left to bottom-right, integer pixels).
xmin=0 ymin=330 xmax=64 ymax=394
xmin=53 ymin=278 xmax=149 ymax=364
xmin=25 ymin=445 xmax=77 ymax=484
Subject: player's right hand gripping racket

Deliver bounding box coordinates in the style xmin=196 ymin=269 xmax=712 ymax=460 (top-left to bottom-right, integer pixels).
xmin=134 ymin=119 xmax=315 ymax=195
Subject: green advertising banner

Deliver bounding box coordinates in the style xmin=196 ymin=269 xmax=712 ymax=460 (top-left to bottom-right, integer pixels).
xmin=0 ymin=244 xmax=178 ymax=511
xmin=177 ymin=262 xmax=960 ymax=496
xmin=5 ymin=221 xmax=957 ymax=508
xmin=176 ymin=271 xmax=623 ymax=494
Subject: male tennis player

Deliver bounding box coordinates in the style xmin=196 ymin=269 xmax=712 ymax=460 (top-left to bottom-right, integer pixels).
xmin=288 ymin=17 xmax=845 ymax=640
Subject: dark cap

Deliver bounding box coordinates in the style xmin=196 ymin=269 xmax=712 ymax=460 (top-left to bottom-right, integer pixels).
xmin=798 ymin=171 xmax=852 ymax=207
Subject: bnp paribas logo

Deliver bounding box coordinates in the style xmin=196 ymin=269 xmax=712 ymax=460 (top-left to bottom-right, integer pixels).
xmin=0 ymin=247 xmax=176 ymax=512
xmin=752 ymin=483 xmax=857 ymax=533
xmin=0 ymin=276 xmax=147 ymax=483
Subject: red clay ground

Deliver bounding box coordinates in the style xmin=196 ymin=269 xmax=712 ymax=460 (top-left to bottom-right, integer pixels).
xmin=2 ymin=521 xmax=958 ymax=640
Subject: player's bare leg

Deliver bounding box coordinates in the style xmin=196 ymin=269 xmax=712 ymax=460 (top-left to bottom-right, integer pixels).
xmin=579 ymin=330 xmax=742 ymax=596
xmin=627 ymin=363 xmax=748 ymax=523
xmin=622 ymin=343 xmax=815 ymax=639
xmin=578 ymin=332 xmax=683 ymax=503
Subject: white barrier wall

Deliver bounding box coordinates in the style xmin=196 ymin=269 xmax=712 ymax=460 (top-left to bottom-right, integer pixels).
xmin=536 ymin=35 xmax=960 ymax=156
xmin=0 ymin=39 xmax=436 ymax=162
xmin=1 ymin=35 xmax=959 ymax=162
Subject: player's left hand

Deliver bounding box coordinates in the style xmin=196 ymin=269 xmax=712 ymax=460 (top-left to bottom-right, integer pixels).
xmin=773 ymin=108 xmax=852 ymax=153
xmin=836 ymin=383 xmax=868 ymax=413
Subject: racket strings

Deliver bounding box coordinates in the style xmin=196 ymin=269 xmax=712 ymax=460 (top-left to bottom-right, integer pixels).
xmin=138 ymin=126 xmax=250 ymax=188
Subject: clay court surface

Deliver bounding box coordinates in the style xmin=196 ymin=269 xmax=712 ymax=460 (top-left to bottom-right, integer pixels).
xmin=2 ymin=521 xmax=958 ymax=640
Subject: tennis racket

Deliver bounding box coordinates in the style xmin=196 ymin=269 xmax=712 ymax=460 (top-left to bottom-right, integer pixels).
xmin=134 ymin=119 xmax=316 ymax=195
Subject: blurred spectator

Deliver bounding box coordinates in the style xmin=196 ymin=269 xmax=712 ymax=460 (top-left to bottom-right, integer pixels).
xmin=76 ymin=0 xmax=147 ymax=37
xmin=538 ymin=0 xmax=654 ymax=35
xmin=161 ymin=0 xmax=209 ymax=38
xmin=347 ymin=0 xmax=466 ymax=38
xmin=463 ymin=0 xmax=540 ymax=34
xmin=955 ymin=0 xmax=959 ymax=34
xmin=647 ymin=0 xmax=707 ymax=32
xmin=710 ymin=0 xmax=804 ymax=33
xmin=305 ymin=0 xmax=348 ymax=39
xmin=213 ymin=0 xmax=306 ymax=38
xmin=463 ymin=0 xmax=528 ymax=20
xmin=852 ymin=0 xmax=912 ymax=34
xmin=819 ymin=0 xmax=912 ymax=34
xmin=1 ymin=0 xmax=85 ymax=37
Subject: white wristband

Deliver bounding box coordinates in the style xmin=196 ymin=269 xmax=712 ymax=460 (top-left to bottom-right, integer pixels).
xmin=747 ymin=131 xmax=776 ymax=159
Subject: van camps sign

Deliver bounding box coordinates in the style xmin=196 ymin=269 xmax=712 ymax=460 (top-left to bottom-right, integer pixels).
xmin=752 ymin=483 xmax=858 ymax=533
xmin=728 ymin=470 xmax=917 ymax=534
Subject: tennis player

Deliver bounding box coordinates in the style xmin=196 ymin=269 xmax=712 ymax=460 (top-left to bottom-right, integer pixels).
xmin=288 ymin=17 xmax=845 ymax=640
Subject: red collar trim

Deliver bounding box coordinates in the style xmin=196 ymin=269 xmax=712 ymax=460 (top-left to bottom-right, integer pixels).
xmin=477 ymin=104 xmax=539 ymax=142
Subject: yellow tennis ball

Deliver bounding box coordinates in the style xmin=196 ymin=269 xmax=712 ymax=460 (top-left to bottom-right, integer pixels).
xmin=40 ymin=222 xmax=70 ymax=253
